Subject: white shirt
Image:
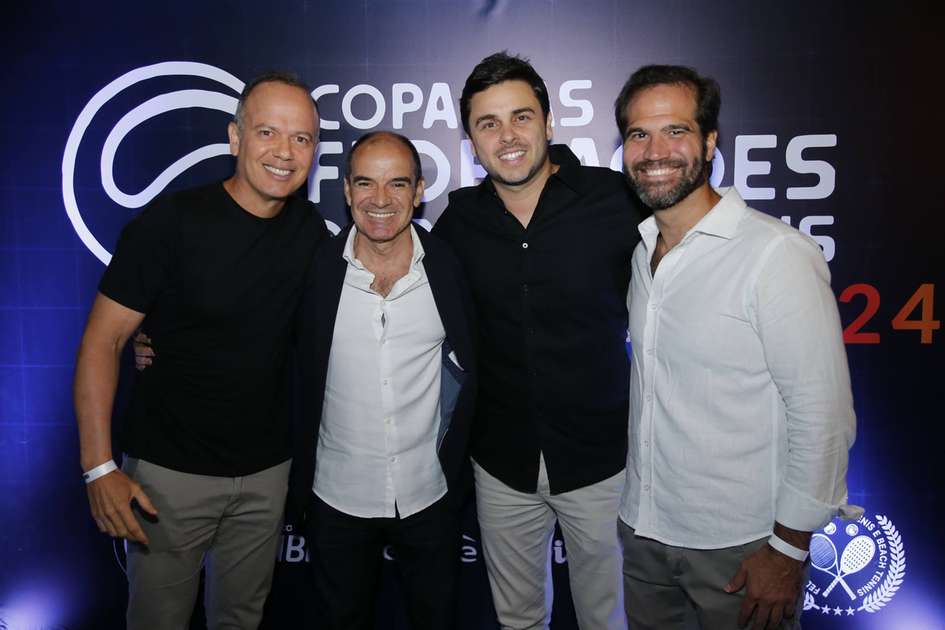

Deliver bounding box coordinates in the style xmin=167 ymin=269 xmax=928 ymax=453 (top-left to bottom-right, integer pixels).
xmin=314 ymin=225 xmax=448 ymax=518
xmin=619 ymin=187 xmax=855 ymax=549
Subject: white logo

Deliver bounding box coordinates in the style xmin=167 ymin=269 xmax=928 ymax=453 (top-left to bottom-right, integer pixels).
xmin=61 ymin=61 xmax=244 ymax=265
xmin=803 ymin=513 xmax=905 ymax=618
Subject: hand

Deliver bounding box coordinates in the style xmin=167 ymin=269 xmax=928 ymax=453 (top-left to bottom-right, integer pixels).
xmin=86 ymin=468 xmax=158 ymax=544
xmin=133 ymin=331 xmax=154 ymax=371
xmin=725 ymin=544 xmax=804 ymax=629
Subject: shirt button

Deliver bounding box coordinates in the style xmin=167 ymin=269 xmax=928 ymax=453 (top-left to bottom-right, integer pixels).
xmin=643 ymin=439 xmax=650 ymax=447
xmin=649 ymin=302 xmax=659 ymax=310
xmin=646 ymin=348 xmax=654 ymax=356
xmin=383 ymin=379 xmax=390 ymax=385
xmin=522 ymin=284 xmax=529 ymax=294
xmin=390 ymin=456 xmax=398 ymax=463
xmin=385 ymin=417 xmax=392 ymax=425
xmin=522 ymin=242 xmax=529 ymax=249
xmin=643 ymin=484 xmax=650 ymax=492
xmin=646 ymin=393 xmax=653 ymax=402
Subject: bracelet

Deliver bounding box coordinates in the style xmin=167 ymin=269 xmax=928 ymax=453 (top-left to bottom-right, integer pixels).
xmin=768 ymin=533 xmax=809 ymax=561
xmin=83 ymin=460 xmax=118 ymax=484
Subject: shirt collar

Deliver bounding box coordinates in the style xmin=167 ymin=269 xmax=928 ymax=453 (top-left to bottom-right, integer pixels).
xmin=637 ymin=186 xmax=746 ymax=254
xmin=342 ymin=223 xmax=425 ymax=271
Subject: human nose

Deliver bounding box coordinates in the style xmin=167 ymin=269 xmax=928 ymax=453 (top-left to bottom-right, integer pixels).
xmin=500 ymin=122 xmax=517 ymax=144
xmin=273 ymin=135 xmax=292 ymax=160
xmin=643 ymin=134 xmax=669 ymax=161
xmin=373 ymin=185 xmax=390 ymax=207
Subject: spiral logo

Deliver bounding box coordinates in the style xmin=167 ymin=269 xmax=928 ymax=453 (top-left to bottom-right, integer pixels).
xmin=61 ymin=61 xmax=244 ymax=264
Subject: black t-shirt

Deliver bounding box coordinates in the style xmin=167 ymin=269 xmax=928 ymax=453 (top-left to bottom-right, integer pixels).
xmin=99 ymin=182 xmax=329 ymax=476
xmin=433 ymin=145 xmax=644 ymax=494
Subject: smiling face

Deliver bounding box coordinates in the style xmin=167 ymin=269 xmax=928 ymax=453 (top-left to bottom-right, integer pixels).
xmin=344 ymin=134 xmax=424 ymax=248
xmin=622 ymin=83 xmax=717 ymax=211
xmin=226 ymin=81 xmax=318 ymax=216
xmin=467 ymin=79 xmax=553 ymax=190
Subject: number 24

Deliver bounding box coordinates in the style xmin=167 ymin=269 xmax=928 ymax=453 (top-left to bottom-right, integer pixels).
xmin=840 ymin=283 xmax=939 ymax=344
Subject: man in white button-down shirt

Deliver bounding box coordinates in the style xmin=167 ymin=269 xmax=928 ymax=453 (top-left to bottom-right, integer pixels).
xmin=613 ymin=65 xmax=856 ymax=629
xmin=292 ymin=131 xmax=478 ymax=630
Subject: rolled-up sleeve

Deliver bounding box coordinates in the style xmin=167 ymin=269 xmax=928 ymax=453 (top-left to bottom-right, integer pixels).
xmin=754 ymin=233 xmax=856 ymax=532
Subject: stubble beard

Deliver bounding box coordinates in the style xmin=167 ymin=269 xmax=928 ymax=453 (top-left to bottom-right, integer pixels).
xmin=627 ymin=141 xmax=711 ymax=211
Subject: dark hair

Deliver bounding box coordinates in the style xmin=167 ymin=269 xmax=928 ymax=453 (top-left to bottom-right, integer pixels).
xmin=614 ymin=65 xmax=720 ymax=139
xmin=345 ymin=131 xmax=423 ymax=184
xmin=460 ymin=52 xmax=550 ymax=136
xmin=234 ymin=71 xmax=318 ymax=130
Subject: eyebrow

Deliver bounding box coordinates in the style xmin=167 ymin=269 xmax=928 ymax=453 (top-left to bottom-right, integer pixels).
xmin=351 ymin=175 xmax=414 ymax=185
xmin=251 ymin=124 xmax=314 ymax=138
xmin=474 ymin=113 xmax=498 ymax=127
xmin=624 ymin=122 xmax=694 ymax=137
xmin=473 ymin=106 xmax=537 ymax=128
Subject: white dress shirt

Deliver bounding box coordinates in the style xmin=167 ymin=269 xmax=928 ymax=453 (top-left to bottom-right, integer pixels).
xmin=314 ymin=225 xmax=448 ymax=518
xmin=619 ymin=187 xmax=855 ymax=549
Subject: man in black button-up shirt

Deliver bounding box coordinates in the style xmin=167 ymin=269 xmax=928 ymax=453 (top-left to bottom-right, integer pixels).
xmin=433 ymin=52 xmax=644 ymax=630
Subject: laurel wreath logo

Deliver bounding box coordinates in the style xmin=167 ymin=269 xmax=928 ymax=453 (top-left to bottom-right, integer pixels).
xmin=804 ymin=512 xmax=905 ymax=618
xmin=858 ymin=515 xmax=905 ymax=613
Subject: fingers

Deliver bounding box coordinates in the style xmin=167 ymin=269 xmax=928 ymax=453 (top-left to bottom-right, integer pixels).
xmin=725 ymin=565 xmax=747 ymax=593
xmin=117 ymin=506 xmax=150 ymax=545
xmin=132 ymin=485 xmax=159 ymax=516
xmin=737 ymin=595 xmax=756 ymax=628
xmin=133 ymin=332 xmax=154 ymax=371
xmin=86 ymin=472 xmax=152 ymax=545
xmin=751 ymin=603 xmax=772 ymax=630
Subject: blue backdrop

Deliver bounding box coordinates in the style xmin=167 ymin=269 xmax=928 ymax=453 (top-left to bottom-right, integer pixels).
xmin=1 ymin=1 xmax=942 ymax=628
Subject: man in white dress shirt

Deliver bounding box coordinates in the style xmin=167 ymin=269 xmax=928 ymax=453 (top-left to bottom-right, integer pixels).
xmin=291 ymin=131 xmax=477 ymax=630
xmin=613 ymin=65 xmax=857 ymax=629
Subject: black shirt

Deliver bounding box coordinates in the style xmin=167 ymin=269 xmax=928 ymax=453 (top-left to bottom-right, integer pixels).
xmin=99 ymin=182 xmax=329 ymax=476
xmin=433 ymin=145 xmax=644 ymax=494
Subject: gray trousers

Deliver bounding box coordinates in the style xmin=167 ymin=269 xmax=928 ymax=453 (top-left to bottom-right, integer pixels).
xmin=620 ymin=521 xmax=806 ymax=630
xmin=473 ymin=457 xmax=626 ymax=630
xmin=123 ymin=457 xmax=291 ymax=630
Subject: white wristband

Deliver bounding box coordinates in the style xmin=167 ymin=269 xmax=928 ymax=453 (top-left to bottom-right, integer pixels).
xmin=768 ymin=533 xmax=809 ymax=561
xmin=83 ymin=460 xmax=118 ymax=484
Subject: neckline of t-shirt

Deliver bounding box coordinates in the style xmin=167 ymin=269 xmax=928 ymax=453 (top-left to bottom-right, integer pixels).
xmin=218 ymin=181 xmax=295 ymax=223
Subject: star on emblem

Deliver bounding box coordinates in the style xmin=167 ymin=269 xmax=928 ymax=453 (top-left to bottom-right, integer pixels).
xmin=820 ymin=606 xmax=830 ymax=615
xmin=846 ymin=607 xmax=855 ymax=616
xmin=833 ymin=606 xmax=842 ymax=615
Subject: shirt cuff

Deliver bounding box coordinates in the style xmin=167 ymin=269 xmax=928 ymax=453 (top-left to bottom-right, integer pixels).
xmin=775 ymin=481 xmax=845 ymax=532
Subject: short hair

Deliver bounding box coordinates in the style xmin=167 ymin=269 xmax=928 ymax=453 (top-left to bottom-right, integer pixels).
xmin=233 ymin=71 xmax=318 ymax=131
xmin=345 ymin=131 xmax=423 ymax=184
xmin=614 ymin=65 xmax=721 ymax=139
xmin=459 ymin=52 xmax=551 ymax=136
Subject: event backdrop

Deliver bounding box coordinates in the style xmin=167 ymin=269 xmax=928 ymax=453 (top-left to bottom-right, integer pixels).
xmin=1 ymin=1 xmax=942 ymax=628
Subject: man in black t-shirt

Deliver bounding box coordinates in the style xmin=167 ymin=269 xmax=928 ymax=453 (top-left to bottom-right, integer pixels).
xmin=73 ymin=72 xmax=328 ymax=629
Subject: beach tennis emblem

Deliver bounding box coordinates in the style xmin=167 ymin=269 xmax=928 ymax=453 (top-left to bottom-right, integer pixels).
xmin=803 ymin=513 xmax=905 ymax=617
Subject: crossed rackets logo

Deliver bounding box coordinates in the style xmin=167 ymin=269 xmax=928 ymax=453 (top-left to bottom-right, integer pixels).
xmin=810 ymin=532 xmax=875 ymax=599
xmin=803 ymin=513 xmax=905 ymax=618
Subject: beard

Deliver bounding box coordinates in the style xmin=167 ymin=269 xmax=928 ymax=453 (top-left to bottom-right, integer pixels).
xmin=626 ymin=141 xmax=711 ymax=211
